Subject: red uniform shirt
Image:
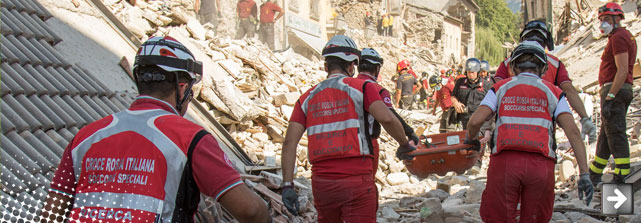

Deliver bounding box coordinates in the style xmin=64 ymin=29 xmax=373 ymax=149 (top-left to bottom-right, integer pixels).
xmin=435 ymin=80 xmax=454 ymax=110
xmin=495 ymin=54 xmax=572 ymax=87
xmin=237 ymin=0 xmax=257 ymax=19
xmin=259 ymin=2 xmax=282 ymax=23
xmin=50 ymin=97 xmax=242 ymax=202
xmin=599 ymin=27 xmax=637 ymax=85
xmin=357 ymin=73 xmax=393 ymax=108
xmin=289 ymin=75 xmax=383 ymax=177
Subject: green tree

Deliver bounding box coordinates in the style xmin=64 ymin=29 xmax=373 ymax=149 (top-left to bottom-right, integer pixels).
xmin=476 ymin=27 xmax=506 ymax=65
xmin=475 ymin=0 xmax=521 ymax=65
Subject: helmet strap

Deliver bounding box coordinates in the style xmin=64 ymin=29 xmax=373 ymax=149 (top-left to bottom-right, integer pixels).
xmin=174 ymin=72 xmax=195 ymax=114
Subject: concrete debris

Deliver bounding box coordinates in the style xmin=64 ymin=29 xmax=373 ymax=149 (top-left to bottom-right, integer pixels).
xmin=387 ymin=172 xmax=410 ymax=186
xmin=100 ymin=0 xmax=639 ymax=222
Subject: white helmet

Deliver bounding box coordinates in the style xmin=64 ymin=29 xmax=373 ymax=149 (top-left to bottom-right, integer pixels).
xmin=322 ymin=35 xmax=360 ymax=63
xmin=360 ymin=48 xmax=383 ymax=65
xmin=134 ymin=36 xmax=202 ymax=83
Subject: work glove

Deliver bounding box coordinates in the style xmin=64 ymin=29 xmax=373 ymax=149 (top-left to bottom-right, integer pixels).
xmin=396 ymin=142 xmax=416 ymax=160
xmin=580 ymin=117 xmax=597 ymax=144
xmin=281 ymin=186 xmax=300 ymax=216
xmin=578 ymin=173 xmax=594 ymax=206
xmin=463 ymin=138 xmax=481 ymax=151
xmin=601 ymin=99 xmax=614 ymax=118
xmin=408 ymin=132 xmax=419 ymax=146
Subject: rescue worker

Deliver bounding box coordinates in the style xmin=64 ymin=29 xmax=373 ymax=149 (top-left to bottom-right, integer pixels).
xmin=480 ymin=60 xmax=494 ymax=85
xmin=40 ymin=36 xmax=271 ymax=223
xmin=356 ymin=47 xmax=420 ymax=169
xmin=195 ymin=0 xmax=221 ymax=28
xmin=382 ymin=14 xmax=390 ymax=36
xmin=451 ymin=58 xmax=492 ymax=140
xmin=465 ymin=41 xmax=593 ymax=222
xmin=235 ymin=0 xmax=257 ymax=39
xmin=495 ymin=20 xmax=597 ymax=145
xmin=416 ymin=71 xmax=430 ymax=109
xmin=395 ymin=60 xmax=422 ymax=110
xmin=280 ymin=35 xmax=416 ymax=222
xmin=429 ymin=75 xmax=455 ymax=133
xmin=589 ymin=2 xmax=637 ymax=185
xmin=259 ymin=0 xmax=283 ymax=50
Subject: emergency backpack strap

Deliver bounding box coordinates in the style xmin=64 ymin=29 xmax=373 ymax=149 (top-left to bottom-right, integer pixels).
xmin=551 ymin=92 xmax=566 ymax=153
xmin=361 ymin=81 xmax=375 ymax=156
xmin=172 ymin=129 xmax=209 ymax=223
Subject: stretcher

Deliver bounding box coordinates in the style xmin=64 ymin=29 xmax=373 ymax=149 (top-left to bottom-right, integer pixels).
xmin=404 ymin=130 xmax=485 ymax=178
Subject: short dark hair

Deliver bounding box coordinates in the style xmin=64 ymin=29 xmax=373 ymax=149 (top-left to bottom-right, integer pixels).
xmin=358 ymin=61 xmax=379 ymax=74
xmin=326 ymin=57 xmax=354 ymax=72
xmin=513 ymin=54 xmax=545 ymax=74
xmin=135 ymin=66 xmax=190 ymax=98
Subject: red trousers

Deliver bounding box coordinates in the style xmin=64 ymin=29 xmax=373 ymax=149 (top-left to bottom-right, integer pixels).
xmin=312 ymin=174 xmax=377 ymax=223
xmin=480 ymin=150 xmax=556 ymax=223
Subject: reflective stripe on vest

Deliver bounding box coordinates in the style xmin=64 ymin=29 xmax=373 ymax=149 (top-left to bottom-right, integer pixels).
xmin=492 ymin=75 xmax=560 ymax=160
xmin=301 ymin=76 xmax=371 ymax=163
xmin=71 ymin=109 xmax=187 ymax=223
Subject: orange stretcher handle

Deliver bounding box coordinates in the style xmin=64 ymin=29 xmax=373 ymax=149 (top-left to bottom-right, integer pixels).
xmin=406 ymin=144 xmax=478 ymax=156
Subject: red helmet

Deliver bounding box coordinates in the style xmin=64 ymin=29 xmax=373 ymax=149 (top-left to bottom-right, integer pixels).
xmin=440 ymin=69 xmax=446 ymax=74
xmin=397 ymin=60 xmax=410 ymax=73
xmin=599 ymin=2 xmax=624 ymax=19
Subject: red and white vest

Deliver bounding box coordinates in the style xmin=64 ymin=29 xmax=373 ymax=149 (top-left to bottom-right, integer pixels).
xmin=504 ymin=54 xmax=561 ymax=84
xmin=300 ymin=75 xmax=374 ymax=164
xmin=68 ymin=98 xmax=205 ymax=223
xmin=492 ymin=74 xmax=564 ymax=160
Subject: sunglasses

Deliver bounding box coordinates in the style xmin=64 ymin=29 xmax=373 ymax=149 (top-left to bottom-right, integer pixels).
xmin=525 ymin=21 xmax=548 ymax=30
xmin=598 ymin=6 xmax=623 ymax=14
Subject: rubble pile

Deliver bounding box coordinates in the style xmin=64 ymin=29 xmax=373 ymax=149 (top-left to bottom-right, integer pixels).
xmin=402 ymin=12 xmax=443 ymax=51
xmin=96 ymin=0 xmax=641 ymax=222
xmin=335 ymin=0 xmax=381 ymax=29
